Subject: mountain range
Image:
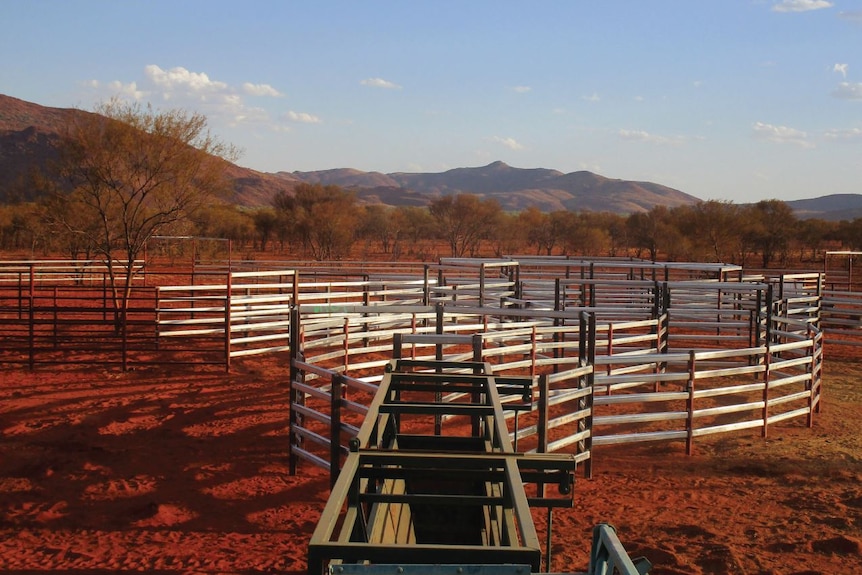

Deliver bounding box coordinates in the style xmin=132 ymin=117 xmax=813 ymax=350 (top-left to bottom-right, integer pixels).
xmin=1 ymin=93 xmax=859 ymax=219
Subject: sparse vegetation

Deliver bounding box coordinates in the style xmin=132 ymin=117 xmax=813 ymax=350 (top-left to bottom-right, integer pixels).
xmin=39 ymin=99 xmax=240 ymax=331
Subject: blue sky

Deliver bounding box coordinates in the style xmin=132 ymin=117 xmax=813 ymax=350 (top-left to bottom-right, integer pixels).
xmin=2 ymin=0 xmax=861 ymax=203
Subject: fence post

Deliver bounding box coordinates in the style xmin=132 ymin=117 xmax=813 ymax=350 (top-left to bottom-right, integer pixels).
xmin=121 ymin=296 xmax=128 ymax=372
xmin=393 ymin=333 xmax=403 ymax=359
xmin=289 ymin=305 xmax=300 ymax=476
xmin=102 ymin=272 xmax=108 ymax=322
xmin=422 ymin=265 xmax=429 ymax=306
xmin=28 ymin=263 xmax=35 ymax=370
xmin=606 ymin=323 xmax=614 ymax=380
xmin=154 ymin=287 xmax=161 ymax=350
xmin=762 ymin=339 xmax=772 ymax=438
xmin=686 ymin=350 xmax=696 ymax=456
xmin=583 ymin=311 xmax=596 ymax=479
xmin=343 ymin=318 xmax=350 ymax=374
xmin=479 ymin=262 xmax=486 ymax=307
xmin=471 ymin=333 xmax=483 ymax=363
xmin=538 ymin=373 xmax=549 ymax=455
xmin=330 ymin=374 xmax=343 ymax=488
xmin=224 ymin=270 xmax=232 ymax=372
xmin=435 ymin=302 xmax=444 ymax=360
xmin=53 ymin=286 xmax=58 ymax=349
xmin=435 ymin=302 xmax=444 ymax=434
xmin=531 ymin=325 xmax=537 ymax=377
xmin=472 ymin=334 xmax=483 ymax=436
xmin=808 ymin=327 xmax=819 ymax=423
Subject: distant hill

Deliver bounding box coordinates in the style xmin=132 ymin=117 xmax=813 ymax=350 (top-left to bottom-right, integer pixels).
xmin=785 ymin=194 xmax=862 ymax=221
xmin=289 ymin=161 xmax=700 ymax=213
xmin=0 ymin=93 xmax=296 ymax=206
xmin=4 ymin=93 xmax=862 ymax=218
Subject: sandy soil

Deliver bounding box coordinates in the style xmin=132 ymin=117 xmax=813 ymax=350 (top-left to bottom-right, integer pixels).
xmin=1 ymin=353 xmax=861 ymax=575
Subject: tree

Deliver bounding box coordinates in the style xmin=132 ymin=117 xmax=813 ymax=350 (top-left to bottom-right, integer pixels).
xmin=0 ymin=202 xmax=44 ymax=254
xmin=489 ymin=212 xmax=528 ymax=257
xmin=794 ymin=218 xmax=835 ymax=262
xmin=48 ymin=99 xmax=239 ymax=331
xmin=626 ymin=206 xmax=675 ymax=261
xmin=252 ymin=207 xmax=278 ymax=252
xmin=193 ymin=204 xmax=255 ymax=247
xmin=517 ymin=208 xmax=575 ymax=256
xmin=398 ymin=206 xmax=436 ymax=259
xmin=564 ymin=212 xmax=612 ymax=256
xmin=273 ymin=183 xmax=359 ymax=260
xmin=360 ymin=204 xmax=403 ymax=256
xmin=682 ymin=200 xmax=740 ymax=262
xmin=429 ymin=194 xmax=502 ymax=257
xmin=747 ymin=200 xmax=797 ymax=267
xmin=517 ymin=207 xmax=550 ymax=255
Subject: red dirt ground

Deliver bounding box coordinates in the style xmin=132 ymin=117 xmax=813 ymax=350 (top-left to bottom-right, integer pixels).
xmin=2 ymin=352 xmax=861 ymax=575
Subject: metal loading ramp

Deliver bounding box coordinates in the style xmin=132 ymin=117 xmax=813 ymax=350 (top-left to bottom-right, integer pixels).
xmin=307 ymin=336 xmax=650 ymax=575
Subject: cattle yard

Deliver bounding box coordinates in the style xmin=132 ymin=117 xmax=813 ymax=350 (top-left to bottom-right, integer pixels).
xmin=0 ymin=255 xmax=853 ymax=572
xmin=0 ymin=256 xmax=838 ymax=464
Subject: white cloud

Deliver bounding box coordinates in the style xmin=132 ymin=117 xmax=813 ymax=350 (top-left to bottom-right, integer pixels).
xmin=618 ymin=129 xmax=686 ymax=146
xmin=771 ymin=0 xmax=833 ymax=13
xmin=360 ymin=77 xmax=402 ymax=89
xmin=833 ymin=82 xmax=862 ymax=99
xmin=582 ymin=92 xmax=601 ymax=103
xmin=82 ymin=64 xmax=332 ymax=144
xmin=284 ymin=110 xmax=321 ymax=124
xmin=85 ymin=79 xmax=145 ymax=100
xmin=752 ymin=122 xmax=814 ymax=147
xmin=491 ymin=136 xmax=525 ymax=151
xmin=242 ymin=82 xmax=283 ymax=97
xmin=833 ymin=63 xmax=849 ymax=79
xmin=512 ymin=85 xmax=532 ymax=93
xmin=145 ymin=65 xmax=227 ymax=93
xmin=824 ymin=127 xmax=862 ymax=140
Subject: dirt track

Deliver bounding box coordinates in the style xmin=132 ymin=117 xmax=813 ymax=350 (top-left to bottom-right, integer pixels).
xmin=1 ymin=353 xmax=861 ymax=574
